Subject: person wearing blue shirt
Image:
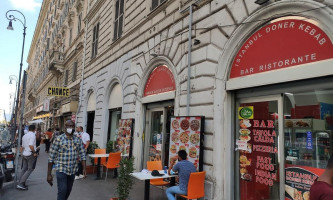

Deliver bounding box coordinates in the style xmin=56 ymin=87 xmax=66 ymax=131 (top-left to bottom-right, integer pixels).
xmin=166 ymin=150 xmax=196 ymax=200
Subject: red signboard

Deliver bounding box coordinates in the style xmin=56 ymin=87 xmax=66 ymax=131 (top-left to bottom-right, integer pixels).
xmin=230 ymin=19 xmax=333 ymax=79
xmin=144 ymin=65 xmax=176 ymax=97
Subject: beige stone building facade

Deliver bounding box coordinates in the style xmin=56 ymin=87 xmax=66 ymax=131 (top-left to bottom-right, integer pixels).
xmin=25 ymin=0 xmax=333 ymax=199
xmin=25 ymin=0 xmax=87 ymax=130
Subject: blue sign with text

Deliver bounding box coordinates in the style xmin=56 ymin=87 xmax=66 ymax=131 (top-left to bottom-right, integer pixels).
xmin=306 ymin=131 xmax=312 ymax=150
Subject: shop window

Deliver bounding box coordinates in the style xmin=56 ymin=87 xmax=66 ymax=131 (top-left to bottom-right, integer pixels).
xmin=107 ymin=108 xmax=122 ymax=143
xmin=91 ymin=23 xmax=99 ymax=58
xmin=284 ymin=89 xmax=333 ymax=199
xmin=152 ymin=0 xmax=166 ymax=10
xmin=113 ymin=0 xmax=124 ymax=40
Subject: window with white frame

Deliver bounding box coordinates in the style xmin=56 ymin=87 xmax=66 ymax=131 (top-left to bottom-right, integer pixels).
xmin=91 ymin=23 xmax=99 ymax=58
xmin=152 ymin=0 xmax=166 ymax=10
xmin=113 ymin=0 xmax=124 ymax=40
xmin=77 ymin=13 xmax=82 ymax=35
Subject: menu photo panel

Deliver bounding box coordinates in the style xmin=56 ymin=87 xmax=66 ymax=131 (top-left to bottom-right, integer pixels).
xmin=168 ymin=116 xmax=205 ymax=171
xmin=115 ymin=119 xmax=134 ymax=158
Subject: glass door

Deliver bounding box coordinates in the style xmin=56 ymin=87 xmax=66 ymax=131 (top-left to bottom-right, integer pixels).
xmin=144 ymin=105 xmax=174 ymax=168
xmin=235 ymin=95 xmax=284 ymax=200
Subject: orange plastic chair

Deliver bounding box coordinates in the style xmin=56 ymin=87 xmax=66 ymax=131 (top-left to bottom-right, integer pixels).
xmin=93 ymin=149 xmax=106 ymax=174
xmin=179 ymin=171 xmax=206 ymax=200
xmin=147 ymin=161 xmax=169 ymax=186
xmin=103 ymin=152 xmax=121 ymax=181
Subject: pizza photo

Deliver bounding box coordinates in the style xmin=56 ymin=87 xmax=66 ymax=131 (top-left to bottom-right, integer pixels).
xmin=171 ymin=132 xmax=179 ymax=143
xmin=180 ymin=119 xmax=190 ymax=130
xmin=189 ymin=147 xmax=197 ymax=158
xmin=190 ymin=119 xmax=200 ymax=131
xmin=169 ymin=156 xmax=178 ymax=165
xmin=172 ymin=119 xmax=180 ymax=130
xmin=190 ymin=133 xmax=200 ymax=145
xmin=179 ymin=145 xmax=186 ymax=151
xmin=170 ymin=144 xmax=177 ymax=154
xmin=179 ymin=132 xmax=189 ymax=144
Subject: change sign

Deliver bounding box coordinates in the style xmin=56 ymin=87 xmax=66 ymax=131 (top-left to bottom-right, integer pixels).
xmin=48 ymin=87 xmax=70 ymax=97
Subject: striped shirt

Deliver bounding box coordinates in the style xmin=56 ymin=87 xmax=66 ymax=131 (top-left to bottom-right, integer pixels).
xmin=48 ymin=134 xmax=86 ymax=175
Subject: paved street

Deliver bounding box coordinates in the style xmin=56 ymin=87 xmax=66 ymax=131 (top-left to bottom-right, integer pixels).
xmin=0 ymin=144 xmax=167 ymax=200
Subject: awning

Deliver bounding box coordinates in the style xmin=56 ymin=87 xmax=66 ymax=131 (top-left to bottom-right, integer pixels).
xmin=28 ymin=119 xmax=45 ymax=124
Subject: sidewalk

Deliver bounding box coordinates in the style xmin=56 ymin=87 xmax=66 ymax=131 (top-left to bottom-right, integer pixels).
xmin=0 ymin=144 xmax=167 ymax=200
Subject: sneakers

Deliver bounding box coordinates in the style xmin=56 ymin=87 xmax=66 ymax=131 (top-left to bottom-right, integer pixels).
xmin=75 ymin=174 xmax=85 ymax=180
xmin=16 ymin=184 xmax=28 ymax=190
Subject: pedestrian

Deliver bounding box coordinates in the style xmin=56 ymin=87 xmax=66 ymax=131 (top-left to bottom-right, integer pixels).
xmin=166 ymin=150 xmax=196 ymax=200
xmin=51 ymin=127 xmax=61 ymax=143
xmin=47 ymin=120 xmax=86 ymax=200
xmin=35 ymin=127 xmax=42 ymax=148
xmin=16 ymin=124 xmax=38 ymax=190
xmin=74 ymin=126 xmax=90 ymax=180
xmin=310 ymin=157 xmax=333 ymax=200
xmin=43 ymin=128 xmax=53 ymax=153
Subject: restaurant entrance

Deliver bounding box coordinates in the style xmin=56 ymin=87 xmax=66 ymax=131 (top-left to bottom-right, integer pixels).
xmin=235 ymin=95 xmax=283 ymax=200
xmin=144 ymin=101 xmax=174 ymax=168
xmin=234 ymin=79 xmax=333 ymax=200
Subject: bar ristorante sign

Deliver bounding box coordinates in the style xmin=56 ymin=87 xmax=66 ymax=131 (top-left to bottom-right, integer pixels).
xmin=230 ymin=18 xmax=333 ymax=78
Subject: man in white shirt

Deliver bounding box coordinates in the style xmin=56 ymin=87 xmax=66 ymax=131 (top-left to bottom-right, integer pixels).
xmin=75 ymin=126 xmax=90 ymax=179
xmin=17 ymin=125 xmax=37 ymax=190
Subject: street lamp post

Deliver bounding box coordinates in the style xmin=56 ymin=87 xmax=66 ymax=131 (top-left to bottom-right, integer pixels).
xmin=6 ymin=9 xmax=27 ymax=187
xmin=9 ymin=75 xmax=18 ymax=138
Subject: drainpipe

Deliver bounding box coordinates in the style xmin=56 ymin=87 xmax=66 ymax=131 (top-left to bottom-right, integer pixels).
xmin=76 ymin=11 xmax=89 ymax=126
xmin=186 ymin=4 xmax=193 ymax=116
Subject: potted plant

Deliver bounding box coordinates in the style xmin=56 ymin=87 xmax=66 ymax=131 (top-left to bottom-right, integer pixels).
xmin=111 ymin=157 xmax=135 ymax=200
xmin=106 ymin=140 xmax=114 ymax=153
xmin=86 ymin=141 xmax=99 ymax=173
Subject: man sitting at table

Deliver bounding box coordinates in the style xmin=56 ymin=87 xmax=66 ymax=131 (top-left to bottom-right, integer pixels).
xmin=166 ymin=150 xmax=196 ymax=200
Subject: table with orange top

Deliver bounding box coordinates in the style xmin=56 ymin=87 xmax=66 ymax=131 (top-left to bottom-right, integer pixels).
xmin=130 ymin=170 xmax=177 ymax=200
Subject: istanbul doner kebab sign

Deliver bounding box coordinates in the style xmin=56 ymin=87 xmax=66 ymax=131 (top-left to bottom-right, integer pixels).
xmin=230 ymin=18 xmax=333 ymax=78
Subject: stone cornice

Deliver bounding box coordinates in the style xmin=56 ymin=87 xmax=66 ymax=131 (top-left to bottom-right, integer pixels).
xmin=85 ymin=0 xmax=106 ymax=22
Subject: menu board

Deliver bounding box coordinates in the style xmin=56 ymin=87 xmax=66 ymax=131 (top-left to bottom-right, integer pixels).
xmin=237 ymin=119 xmax=279 ymax=200
xmin=115 ymin=119 xmax=134 ymax=157
xmin=168 ymin=116 xmax=204 ymax=171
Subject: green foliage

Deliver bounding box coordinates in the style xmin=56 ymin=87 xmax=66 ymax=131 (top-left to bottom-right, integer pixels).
xmin=87 ymin=141 xmax=99 ymax=164
xmin=116 ymin=157 xmax=135 ymax=200
xmin=106 ymin=140 xmax=114 ymax=153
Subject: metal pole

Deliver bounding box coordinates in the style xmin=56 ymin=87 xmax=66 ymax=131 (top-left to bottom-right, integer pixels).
xmin=186 ymin=5 xmax=193 ymax=116
xmin=14 ymin=71 xmax=27 ymax=186
xmin=6 ymin=9 xmax=27 ymax=187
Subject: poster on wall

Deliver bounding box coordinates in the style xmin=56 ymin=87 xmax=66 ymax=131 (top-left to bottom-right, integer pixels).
xmin=115 ymin=119 xmax=134 ymax=158
xmin=285 ymin=165 xmax=324 ymax=200
xmin=168 ymin=116 xmax=205 ymax=171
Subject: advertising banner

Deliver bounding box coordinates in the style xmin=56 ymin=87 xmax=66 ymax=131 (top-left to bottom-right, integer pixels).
xmin=168 ymin=116 xmax=205 ymax=171
xmin=115 ymin=119 xmax=134 ymax=157
xmin=285 ymin=164 xmax=324 ymax=200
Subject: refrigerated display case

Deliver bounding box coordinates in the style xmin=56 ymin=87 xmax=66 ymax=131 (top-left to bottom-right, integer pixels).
xmin=284 ymin=119 xmax=332 ymax=168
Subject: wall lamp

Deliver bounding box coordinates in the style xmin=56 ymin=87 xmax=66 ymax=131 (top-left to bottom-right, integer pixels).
xmin=194 ymin=39 xmax=200 ymax=45
xmin=255 ymin=0 xmax=269 ymax=5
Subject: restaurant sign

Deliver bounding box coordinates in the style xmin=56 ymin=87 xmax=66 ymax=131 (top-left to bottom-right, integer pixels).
xmin=48 ymin=87 xmax=70 ymax=97
xmin=230 ymin=18 xmax=333 ymax=79
xmin=144 ymin=65 xmax=176 ymax=97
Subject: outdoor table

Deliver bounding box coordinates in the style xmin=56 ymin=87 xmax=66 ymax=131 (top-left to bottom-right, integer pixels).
xmin=88 ymin=154 xmax=109 ymax=180
xmin=130 ymin=170 xmax=177 ymax=200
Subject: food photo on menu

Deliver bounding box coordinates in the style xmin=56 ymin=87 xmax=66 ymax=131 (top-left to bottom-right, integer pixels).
xmin=115 ymin=119 xmax=133 ymax=157
xmin=168 ymin=116 xmax=204 ymax=171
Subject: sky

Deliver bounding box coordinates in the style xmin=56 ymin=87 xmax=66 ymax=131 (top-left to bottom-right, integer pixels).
xmin=0 ymin=0 xmax=42 ymax=122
